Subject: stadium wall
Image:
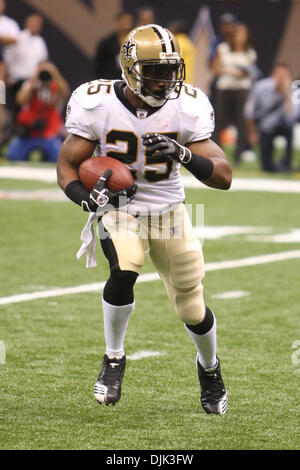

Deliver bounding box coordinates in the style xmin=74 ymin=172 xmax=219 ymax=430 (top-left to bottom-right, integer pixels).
xmin=5 ymin=0 xmax=297 ymax=93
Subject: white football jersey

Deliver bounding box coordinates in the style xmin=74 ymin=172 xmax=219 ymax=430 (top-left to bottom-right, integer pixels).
xmin=66 ymin=79 xmax=215 ymax=214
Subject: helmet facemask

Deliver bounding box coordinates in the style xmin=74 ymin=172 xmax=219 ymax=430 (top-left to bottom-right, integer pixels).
xmin=130 ymin=58 xmax=185 ymax=107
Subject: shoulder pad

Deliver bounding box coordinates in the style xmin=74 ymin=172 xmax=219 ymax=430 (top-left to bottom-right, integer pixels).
xmin=71 ymin=79 xmax=116 ymax=110
xmin=178 ymin=83 xmax=211 ymax=117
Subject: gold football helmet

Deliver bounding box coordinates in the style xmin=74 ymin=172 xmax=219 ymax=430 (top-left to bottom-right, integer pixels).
xmin=120 ymin=24 xmax=185 ymax=107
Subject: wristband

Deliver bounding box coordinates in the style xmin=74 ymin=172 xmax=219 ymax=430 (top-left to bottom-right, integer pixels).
xmin=65 ymin=180 xmax=90 ymax=207
xmin=178 ymin=145 xmax=192 ymax=164
xmin=182 ymin=153 xmax=214 ymax=181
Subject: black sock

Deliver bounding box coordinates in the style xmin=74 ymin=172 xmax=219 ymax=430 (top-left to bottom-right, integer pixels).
xmin=185 ymin=306 xmax=214 ymax=335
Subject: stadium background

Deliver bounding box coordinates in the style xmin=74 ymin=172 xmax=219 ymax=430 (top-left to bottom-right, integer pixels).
xmin=1 ymin=0 xmax=300 ymax=452
xmin=5 ymin=0 xmax=300 ymax=91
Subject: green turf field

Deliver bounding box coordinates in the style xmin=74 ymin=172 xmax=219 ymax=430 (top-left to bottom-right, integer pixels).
xmin=0 ymin=161 xmax=299 ymax=450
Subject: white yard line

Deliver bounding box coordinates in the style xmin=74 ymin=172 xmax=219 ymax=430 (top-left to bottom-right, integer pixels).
xmin=205 ymin=249 xmax=300 ymax=271
xmin=247 ymin=229 xmax=300 ymax=243
xmin=0 ymin=189 xmax=68 ymax=201
xmin=194 ymin=225 xmax=272 ymax=240
xmin=182 ymin=175 xmax=300 ymax=193
xmin=1 ymin=250 xmax=300 ymax=306
xmin=0 ymin=273 xmax=159 ymax=306
xmin=0 ymin=166 xmax=57 ymax=183
xmin=212 ymin=290 xmax=250 ymax=299
xmin=127 ymin=351 xmax=166 ymax=360
xmin=1 ymin=165 xmax=300 ymax=193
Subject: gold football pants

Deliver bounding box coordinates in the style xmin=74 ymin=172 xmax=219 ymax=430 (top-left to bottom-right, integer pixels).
xmin=101 ymin=203 xmax=205 ymax=324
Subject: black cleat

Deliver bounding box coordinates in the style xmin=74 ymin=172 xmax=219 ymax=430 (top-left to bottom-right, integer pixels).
xmin=196 ymin=355 xmax=228 ymax=415
xmin=94 ymin=354 xmax=126 ymax=406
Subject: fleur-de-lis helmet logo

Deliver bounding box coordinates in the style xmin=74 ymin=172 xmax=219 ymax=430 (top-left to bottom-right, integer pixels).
xmin=121 ymin=39 xmax=136 ymax=61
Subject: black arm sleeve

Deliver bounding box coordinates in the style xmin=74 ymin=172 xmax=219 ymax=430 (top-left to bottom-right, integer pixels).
xmin=65 ymin=180 xmax=90 ymax=207
xmin=182 ymin=153 xmax=214 ymax=181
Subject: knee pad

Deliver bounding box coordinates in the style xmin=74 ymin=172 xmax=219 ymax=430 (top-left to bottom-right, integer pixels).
xmin=170 ymin=250 xmax=204 ymax=291
xmin=170 ymin=251 xmax=206 ymax=324
xmin=103 ymin=269 xmax=138 ymax=306
xmin=175 ymin=285 xmax=206 ymax=325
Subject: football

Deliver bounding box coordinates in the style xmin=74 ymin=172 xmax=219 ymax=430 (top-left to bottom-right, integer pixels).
xmin=79 ymin=156 xmax=135 ymax=192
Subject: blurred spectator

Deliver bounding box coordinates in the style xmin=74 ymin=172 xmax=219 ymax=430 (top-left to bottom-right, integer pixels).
xmin=209 ymin=12 xmax=238 ymax=64
xmin=135 ymin=6 xmax=155 ymax=26
xmin=0 ymin=0 xmax=19 ymax=84
xmin=5 ymin=14 xmax=48 ymax=116
xmin=211 ymin=23 xmax=257 ymax=165
xmin=208 ymin=13 xmax=238 ymax=109
xmin=0 ymin=46 xmax=4 ymax=147
xmin=0 ymin=0 xmax=20 ymax=145
xmin=167 ymin=20 xmax=196 ymax=85
xmin=245 ymin=63 xmax=300 ymax=172
xmin=0 ymin=0 xmax=19 ymax=50
xmin=6 ymin=62 xmax=69 ymax=162
xmin=94 ymin=11 xmax=133 ymax=79
xmin=0 ymin=45 xmax=4 ymax=81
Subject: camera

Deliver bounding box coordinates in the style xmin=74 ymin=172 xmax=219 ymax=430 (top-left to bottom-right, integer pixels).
xmin=38 ymin=70 xmax=52 ymax=82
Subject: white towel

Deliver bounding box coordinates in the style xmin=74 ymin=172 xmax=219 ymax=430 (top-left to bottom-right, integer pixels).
xmin=76 ymin=212 xmax=98 ymax=268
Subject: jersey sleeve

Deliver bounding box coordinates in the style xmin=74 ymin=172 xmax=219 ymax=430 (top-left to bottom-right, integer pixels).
xmin=179 ymin=86 xmax=215 ymax=144
xmin=65 ymin=86 xmax=98 ymax=141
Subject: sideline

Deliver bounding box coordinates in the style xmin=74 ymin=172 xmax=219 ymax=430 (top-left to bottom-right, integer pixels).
xmin=1 ymin=166 xmax=300 ymax=193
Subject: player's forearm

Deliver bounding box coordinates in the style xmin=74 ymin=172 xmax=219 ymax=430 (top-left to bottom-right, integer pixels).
xmin=186 ymin=139 xmax=232 ymax=190
xmin=57 ymin=157 xmax=80 ymax=191
xmin=198 ymin=157 xmax=232 ymax=190
xmin=57 ymin=155 xmax=96 ymax=210
xmin=57 ymin=134 xmax=97 ymax=190
xmin=183 ymin=154 xmax=232 ymax=190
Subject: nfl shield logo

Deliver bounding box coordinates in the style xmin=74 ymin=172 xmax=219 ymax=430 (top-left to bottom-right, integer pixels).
xmin=136 ymin=110 xmax=148 ymax=119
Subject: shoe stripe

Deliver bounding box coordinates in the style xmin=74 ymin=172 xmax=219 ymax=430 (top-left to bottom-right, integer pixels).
xmin=219 ymin=394 xmax=228 ymax=414
xmin=94 ymin=383 xmax=107 ymax=402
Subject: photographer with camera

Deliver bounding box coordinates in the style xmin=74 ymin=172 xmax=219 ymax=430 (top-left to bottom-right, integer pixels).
xmin=6 ymin=61 xmax=69 ymax=162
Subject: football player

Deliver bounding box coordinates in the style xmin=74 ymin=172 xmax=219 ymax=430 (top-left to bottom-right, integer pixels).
xmin=57 ymin=24 xmax=232 ymax=414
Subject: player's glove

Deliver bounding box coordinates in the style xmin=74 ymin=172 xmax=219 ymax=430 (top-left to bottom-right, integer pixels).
xmin=142 ymin=133 xmax=192 ymax=164
xmin=81 ymin=169 xmax=137 ymax=213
